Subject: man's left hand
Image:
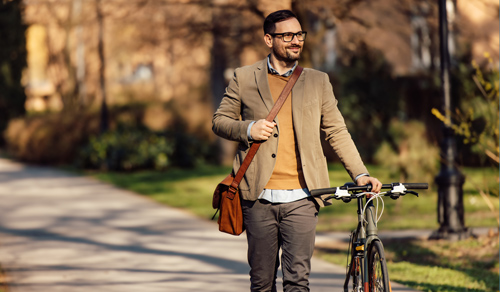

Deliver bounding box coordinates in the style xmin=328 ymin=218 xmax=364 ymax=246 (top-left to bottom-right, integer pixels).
xmin=356 ymin=176 xmax=382 ymax=193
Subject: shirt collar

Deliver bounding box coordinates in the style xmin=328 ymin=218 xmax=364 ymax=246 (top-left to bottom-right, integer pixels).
xmin=267 ymin=55 xmax=297 ymax=77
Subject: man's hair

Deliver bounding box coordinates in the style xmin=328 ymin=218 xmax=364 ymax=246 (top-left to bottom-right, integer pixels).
xmin=263 ymin=10 xmax=297 ymax=35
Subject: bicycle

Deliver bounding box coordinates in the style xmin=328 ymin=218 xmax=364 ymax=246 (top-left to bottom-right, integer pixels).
xmin=311 ymin=182 xmax=428 ymax=292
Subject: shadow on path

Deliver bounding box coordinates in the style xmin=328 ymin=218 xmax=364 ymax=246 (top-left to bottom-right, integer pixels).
xmin=0 ymin=158 xmax=416 ymax=292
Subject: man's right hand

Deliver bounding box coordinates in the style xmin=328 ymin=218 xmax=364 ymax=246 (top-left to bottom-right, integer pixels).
xmin=250 ymin=119 xmax=276 ymax=141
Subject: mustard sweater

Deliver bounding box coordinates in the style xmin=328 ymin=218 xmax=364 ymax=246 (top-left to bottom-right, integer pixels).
xmin=264 ymin=73 xmax=307 ymax=190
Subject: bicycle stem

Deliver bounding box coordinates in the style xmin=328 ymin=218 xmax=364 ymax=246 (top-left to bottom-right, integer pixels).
xmin=357 ymin=197 xmax=366 ymax=238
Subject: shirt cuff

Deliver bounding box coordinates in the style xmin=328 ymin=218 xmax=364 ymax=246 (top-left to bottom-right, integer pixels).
xmin=247 ymin=121 xmax=256 ymax=140
xmin=354 ymin=173 xmax=370 ymax=184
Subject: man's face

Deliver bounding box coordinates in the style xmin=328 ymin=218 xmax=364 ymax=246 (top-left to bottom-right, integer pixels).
xmin=266 ymin=17 xmax=304 ymax=63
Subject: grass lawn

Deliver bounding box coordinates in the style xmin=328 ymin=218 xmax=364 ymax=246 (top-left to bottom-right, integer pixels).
xmin=92 ymin=163 xmax=499 ymax=292
xmin=93 ymin=163 xmax=499 ymax=232
xmin=315 ymin=232 xmax=499 ymax=292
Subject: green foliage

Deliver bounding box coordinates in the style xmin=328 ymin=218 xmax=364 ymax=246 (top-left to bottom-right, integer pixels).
xmin=4 ymin=103 xmax=218 ymax=170
xmin=332 ymin=46 xmax=443 ymax=165
xmin=374 ymin=119 xmax=439 ymax=183
xmin=334 ymin=47 xmax=402 ymax=159
xmin=77 ymin=121 xmax=218 ymax=171
xmin=0 ymin=0 xmax=27 ymax=144
xmin=432 ymin=55 xmax=499 ymax=218
xmin=433 ymin=54 xmax=499 ymax=166
xmin=166 ymin=122 xmax=218 ymax=168
xmin=79 ymin=128 xmax=173 ymax=171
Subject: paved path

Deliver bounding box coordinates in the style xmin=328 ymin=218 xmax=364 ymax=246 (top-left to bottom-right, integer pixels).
xmin=0 ymin=158 xmax=418 ymax=292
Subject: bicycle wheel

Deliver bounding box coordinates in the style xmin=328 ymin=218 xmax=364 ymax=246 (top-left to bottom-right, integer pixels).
xmin=368 ymin=240 xmax=390 ymax=292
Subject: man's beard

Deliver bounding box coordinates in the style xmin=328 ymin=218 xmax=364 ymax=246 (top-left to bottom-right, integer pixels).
xmin=274 ymin=45 xmax=302 ymax=63
xmin=286 ymin=49 xmax=301 ymax=61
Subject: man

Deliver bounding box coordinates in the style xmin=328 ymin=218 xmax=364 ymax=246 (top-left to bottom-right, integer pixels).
xmin=212 ymin=9 xmax=382 ymax=292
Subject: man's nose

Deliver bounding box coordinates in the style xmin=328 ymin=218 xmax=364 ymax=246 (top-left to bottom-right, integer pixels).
xmin=291 ymin=34 xmax=301 ymax=44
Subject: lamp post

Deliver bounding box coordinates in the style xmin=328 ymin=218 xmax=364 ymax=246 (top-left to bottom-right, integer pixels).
xmin=431 ymin=0 xmax=471 ymax=241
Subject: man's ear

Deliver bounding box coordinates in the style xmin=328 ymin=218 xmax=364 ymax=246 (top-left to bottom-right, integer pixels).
xmin=264 ymin=34 xmax=273 ymax=49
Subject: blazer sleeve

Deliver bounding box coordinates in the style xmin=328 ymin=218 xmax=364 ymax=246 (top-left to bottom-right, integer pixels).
xmin=319 ymin=73 xmax=369 ymax=180
xmin=212 ymin=68 xmax=253 ymax=147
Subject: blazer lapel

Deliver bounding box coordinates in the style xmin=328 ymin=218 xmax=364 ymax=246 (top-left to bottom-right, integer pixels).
xmin=292 ymin=69 xmax=306 ymax=139
xmin=255 ymin=60 xmax=274 ymax=113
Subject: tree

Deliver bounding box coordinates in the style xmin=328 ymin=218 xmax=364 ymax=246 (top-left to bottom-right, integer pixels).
xmin=0 ymin=0 xmax=27 ymax=145
xmin=433 ymin=56 xmax=499 ymax=166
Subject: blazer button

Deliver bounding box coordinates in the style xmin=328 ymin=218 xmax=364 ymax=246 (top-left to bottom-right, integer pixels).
xmin=274 ymin=133 xmax=278 ymax=138
xmin=272 ymin=154 xmax=276 ymax=158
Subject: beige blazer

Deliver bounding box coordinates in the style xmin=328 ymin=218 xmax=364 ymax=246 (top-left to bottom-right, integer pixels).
xmin=212 ymin=59 xmax=368 ymax=207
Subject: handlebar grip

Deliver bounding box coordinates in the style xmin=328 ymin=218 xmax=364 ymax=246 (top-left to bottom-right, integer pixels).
xmin=310 ymin=187 xmax=337 ymax=197
xmin=402 ymin=183 xmax=428 ymax=189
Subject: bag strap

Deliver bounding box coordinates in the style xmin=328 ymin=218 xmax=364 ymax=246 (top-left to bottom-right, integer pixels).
xmin=228 ymin=65 xmax=303 ymax=193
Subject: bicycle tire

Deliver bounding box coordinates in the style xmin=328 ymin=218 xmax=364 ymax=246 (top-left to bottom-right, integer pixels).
xmin=368 ymin=240 xmax=390 ymax=292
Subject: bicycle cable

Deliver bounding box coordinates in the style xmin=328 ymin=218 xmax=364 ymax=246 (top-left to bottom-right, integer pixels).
xmin=360 ymin=192 xmax=388 ymax=224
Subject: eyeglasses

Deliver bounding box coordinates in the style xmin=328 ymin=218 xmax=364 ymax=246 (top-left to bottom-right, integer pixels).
xmin=268 ymin=31 xmax=307 ymax=42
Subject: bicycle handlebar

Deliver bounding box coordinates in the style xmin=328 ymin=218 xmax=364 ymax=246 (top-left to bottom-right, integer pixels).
xmin=310 ymin=182 xmax=428 ymax=198
xmin=395 ymin=183 xmax=428 ymax=189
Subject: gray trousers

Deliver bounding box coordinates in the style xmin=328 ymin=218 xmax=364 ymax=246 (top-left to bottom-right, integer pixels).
xmin=242 ymin=197 xmax=319 ymax=292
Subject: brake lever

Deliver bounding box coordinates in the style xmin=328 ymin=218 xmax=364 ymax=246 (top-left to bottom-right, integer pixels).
xmin=405 ymin=190 xmax=419 ymax=197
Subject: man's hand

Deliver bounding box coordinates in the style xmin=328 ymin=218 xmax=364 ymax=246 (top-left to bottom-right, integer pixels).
xmin=356 ymin=176 xmax=382 ymax=193
xmin=250 ymin=119 xmax=276 ymax=141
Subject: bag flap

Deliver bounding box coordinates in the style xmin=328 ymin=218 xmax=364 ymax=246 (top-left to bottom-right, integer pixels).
xmin=212 ymin=173 xmax=235 ymax=209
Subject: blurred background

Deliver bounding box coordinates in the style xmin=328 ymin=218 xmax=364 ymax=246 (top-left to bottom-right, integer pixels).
xmin=0 ymin=1 xmax=498 ymax=289
xmin=1 ymin=0 xmax=498 ymax=176
xmin=0 ymin=0 xmax=498 ymax=201
xmin=0 ymin=0 xmax=497 ymax=173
